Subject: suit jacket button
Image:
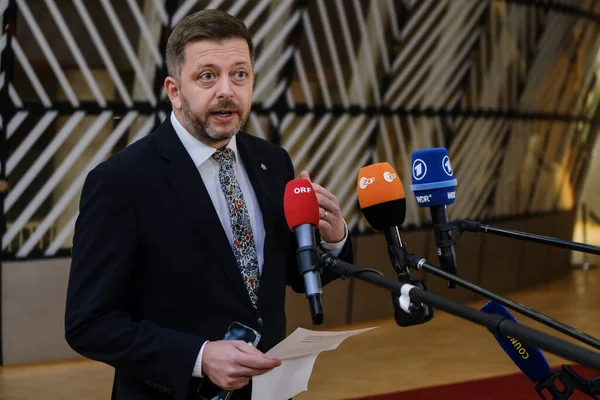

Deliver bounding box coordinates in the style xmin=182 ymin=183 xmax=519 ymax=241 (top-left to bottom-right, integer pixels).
xmin=257 ymin=317 xmax=263 ymax=327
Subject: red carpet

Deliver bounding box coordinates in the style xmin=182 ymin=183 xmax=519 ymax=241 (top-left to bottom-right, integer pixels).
xmin=348 ymin=365 xmax=598 ymax=400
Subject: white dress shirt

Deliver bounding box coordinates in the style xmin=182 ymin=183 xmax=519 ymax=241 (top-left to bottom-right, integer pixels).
xmin=169 ymin=112 xmax=347 ymax=378
xmin=171 ymin=112 xmax=267 ymax=273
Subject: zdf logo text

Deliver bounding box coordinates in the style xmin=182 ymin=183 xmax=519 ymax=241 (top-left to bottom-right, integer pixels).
xmin=383 ymin=171 xmax=397 ymax=183
xmin=359 ymin=177 xmax=375 ymax=189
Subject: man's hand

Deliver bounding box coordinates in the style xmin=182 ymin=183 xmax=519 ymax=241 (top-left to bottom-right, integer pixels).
xmin=202 ymin=341 xmax=281 ymax=391
xmin=299 ymin=171 xmax=346 ymax=243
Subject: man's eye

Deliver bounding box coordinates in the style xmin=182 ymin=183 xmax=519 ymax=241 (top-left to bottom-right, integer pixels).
xmin=234 ymin=71 xmax=247 ymax=79
xmin=200 ymin=73 xmax=214 ymax=81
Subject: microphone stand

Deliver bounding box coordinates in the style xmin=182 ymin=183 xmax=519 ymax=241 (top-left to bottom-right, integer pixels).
xmin=314 ymin=248 xmax=600 ymax=375
xmin=418 ymin=219 xmax=600 ymax=351
xmin=535 ymin=364 xmax=600 ymax=399
xmin=385 ymin=227 xmax=434 ymax=326
xmin=384 ymin=227 xmax=412 ymax=282
xmin=404 ymin=254 xmax=600 ymax=399
xmin=405 ymin=254 xmax=600 ymax=352
xmin=449 ymin=220 xmax=600 ymax=256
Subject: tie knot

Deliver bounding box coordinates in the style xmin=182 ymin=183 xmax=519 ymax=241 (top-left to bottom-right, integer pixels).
xmin=212 ymin=147 xmax=235 ymax=169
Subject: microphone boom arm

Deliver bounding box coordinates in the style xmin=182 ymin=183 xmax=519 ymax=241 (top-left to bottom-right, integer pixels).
xmin=407 ymin=254 xmax=600 ymax=352
xmin=454 ymin=220 xmax=600 ymax=256
xmin=383 ymin=227 xmax=435 ymax=326
xmin=315 ymin=249 xmax=600 ymax=374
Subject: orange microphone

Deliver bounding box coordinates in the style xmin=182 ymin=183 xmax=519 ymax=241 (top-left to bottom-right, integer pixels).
xmin=357 ymin=162 xmax=406 ymax=231
xmin=357 ymin=162 xmax=407 ymax=274
xmin=357 ymin=162 xmax=434 ymax=327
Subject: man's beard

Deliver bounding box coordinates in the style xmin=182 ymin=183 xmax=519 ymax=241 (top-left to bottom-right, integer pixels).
xmin=180 ymin=94 xmax=247 ymax=144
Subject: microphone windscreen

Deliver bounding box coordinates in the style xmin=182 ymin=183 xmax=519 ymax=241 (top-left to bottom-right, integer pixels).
xmin=480 ymin=301 xmax=551 ymax=383
xmin=284 ymin=178 xmax=320 ymax=230
xmin=410 ymin=148 xmax=457 ymax=207
xmin=357 ymin=162 xmax=406 ymax=230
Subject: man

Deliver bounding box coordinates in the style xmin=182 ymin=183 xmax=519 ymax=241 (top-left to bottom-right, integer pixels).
xmin=65 ymin=9 xmax=353 ymax=400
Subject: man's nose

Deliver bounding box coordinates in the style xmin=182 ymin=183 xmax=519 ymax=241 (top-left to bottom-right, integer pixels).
xmin=215 ymin=77 xmax=234 ymax=99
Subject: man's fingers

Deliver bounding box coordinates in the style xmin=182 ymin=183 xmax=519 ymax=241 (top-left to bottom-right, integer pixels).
xmin=301 ymin=174 xmax=339 ymax=205
xmin=312 ymin=183 xmax=338 ymax=203
xmin=299 ymin=170 xmax=311 ymax=181
xmin=203 ymin=341 xmax=280 ymax=393
xmin=229 ymin=365 xmax=274 ymax=377
xmin=319 ymin=219 xmax=332 ymax=231
xmin=220 ymin=376 xmax=251 ymax=391
xmin=231 ymin=341 xmax=281 ymax=370
xmin=236 ymin=352 xmax=282 ymax=370
xmin=316 ymin=193 xmax=334 ymax=210
xmin=233 ymin=341 xmax=262 ymax=355
xmin=311 ymin=182 xmax=324 ymax=193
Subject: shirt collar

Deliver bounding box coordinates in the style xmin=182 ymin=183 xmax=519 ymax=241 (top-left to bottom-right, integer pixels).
xmin=170 ymin=111 xmax=239 ymax=168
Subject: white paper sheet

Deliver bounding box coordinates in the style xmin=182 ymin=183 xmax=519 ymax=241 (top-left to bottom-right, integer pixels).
xmin=251 ymin=326 xmax=377 ymax=400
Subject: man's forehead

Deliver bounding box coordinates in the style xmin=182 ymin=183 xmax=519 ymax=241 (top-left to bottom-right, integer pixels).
xmin=185 ymin=39 xmax=251 ymax=61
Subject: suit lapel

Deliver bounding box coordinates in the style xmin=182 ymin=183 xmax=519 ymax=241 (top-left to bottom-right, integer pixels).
xmin=236 ymin=134 xmax=277 ymax=230
xmin=154 ymin=120 xmax=256 ymax=313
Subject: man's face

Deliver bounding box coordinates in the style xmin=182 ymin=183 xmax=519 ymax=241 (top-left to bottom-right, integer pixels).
xmin=168 ymin=38 xmax=254 ymax=146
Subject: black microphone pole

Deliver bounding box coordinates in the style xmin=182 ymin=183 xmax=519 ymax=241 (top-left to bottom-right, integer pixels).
xmin=384 ymin=226 xmax=411 ymax=280
xmin=315 ymin=249 xmax=600 ymax=373
xmin=406 ymin=254 xmax=600 ymax=352
xmin=456 ymin=220 xmax=600 ymax=256
xmin=384 ymin=226 xmax=434 ymax=326
xmin=431 ymin=206 xmax=457 ymax=288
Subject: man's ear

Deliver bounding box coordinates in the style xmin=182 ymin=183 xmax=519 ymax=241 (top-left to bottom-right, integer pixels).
xmin=164 ymin=76 xmax=182 ymax=110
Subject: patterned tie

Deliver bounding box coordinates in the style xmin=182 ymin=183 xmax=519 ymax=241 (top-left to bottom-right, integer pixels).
xmin=212 ymin=148 xmax=260 ymax=308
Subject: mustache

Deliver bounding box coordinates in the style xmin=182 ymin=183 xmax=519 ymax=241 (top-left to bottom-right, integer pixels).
xmin=208 ymin=100 xmax=241 ymax=113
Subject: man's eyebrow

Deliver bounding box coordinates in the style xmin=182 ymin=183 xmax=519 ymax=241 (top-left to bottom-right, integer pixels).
xmin=193 ymin=63 xmax=219 ymax=70
xmin=193 ymin=61 xmax=251 ymax=70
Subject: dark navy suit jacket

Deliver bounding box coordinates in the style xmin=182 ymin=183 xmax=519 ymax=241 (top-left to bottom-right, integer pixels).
xmin=65 ymin=118 xmax=353 ymax=400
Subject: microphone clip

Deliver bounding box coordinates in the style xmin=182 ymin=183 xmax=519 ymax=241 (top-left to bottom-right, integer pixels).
xmin=432 ymin=221 xmax=463 ymax=249
xmin=296 ymin=244 xmax=322 ymax=274
xmin=535 ymin=364 xmax=600 ymax=399
xmin=391 ymin=279 xmax=434 ymax=327
xmin=314 ymin=247 xmax=434 ymax=328
xmin=385 ymin=233 xmax=434 ymax=327
xmin=387 ymin=242 xmax=411 ymax=280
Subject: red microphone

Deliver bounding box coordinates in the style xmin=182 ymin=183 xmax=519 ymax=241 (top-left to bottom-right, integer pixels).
xmin=284 ymin=178 xmax=319 ymax=229
xmin=283 ymin=178 xmax=323 ymax=325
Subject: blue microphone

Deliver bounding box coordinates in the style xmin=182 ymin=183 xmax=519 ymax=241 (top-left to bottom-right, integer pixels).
xmin=410 ymin=148 xmax=457 ymax=207
xmin=481 ymin=301 xmax=552 ymax=383
xmin=410 ymin=148 xmax=458 ymax=286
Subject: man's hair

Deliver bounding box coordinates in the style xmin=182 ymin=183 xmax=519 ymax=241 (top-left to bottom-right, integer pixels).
xmin=166 ymin=9 xmax=255 ymax=79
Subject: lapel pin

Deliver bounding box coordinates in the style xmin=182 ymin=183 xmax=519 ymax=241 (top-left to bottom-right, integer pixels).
xmin=261 ymin=163 xmax=267 ymax=170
